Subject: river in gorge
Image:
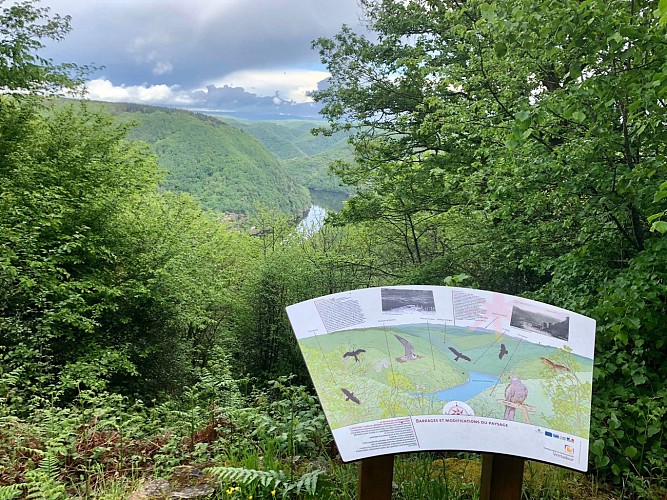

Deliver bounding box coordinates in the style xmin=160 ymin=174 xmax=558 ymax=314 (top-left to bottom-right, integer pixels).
xmin=298 ymin=189 xmax=349 ymax=235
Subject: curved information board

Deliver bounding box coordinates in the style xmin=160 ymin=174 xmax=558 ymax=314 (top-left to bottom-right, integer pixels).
xmin=286 ymin=286 xmax=595 ymax=471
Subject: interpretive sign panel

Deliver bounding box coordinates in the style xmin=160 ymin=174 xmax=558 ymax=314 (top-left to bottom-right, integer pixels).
xmin=286 ymin=286 xmax=595 ymax=471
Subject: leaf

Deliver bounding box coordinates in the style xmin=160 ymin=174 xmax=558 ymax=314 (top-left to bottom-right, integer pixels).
xmin=479 ymin=3 xmax=496 ymax=21
xmin=494 ymin=42 xmax=507 ymax=57
xmin=651 ymin=220 xmax=667 ymax=233
xmin=571 ymin=111 xmax=586 ymax=123
xmin=625 ymin=446 xmax=638 ymax=459
xmin=659 ymin=0 xmax=667 ymax=25
xmin=568 ymin=61 xmax=583 ymax=80
xmin=647 ymin=425 xmax=660 ymax=437
xmin=631 ymin=372 xmax=647 ymax=386
xmin=653 ymin=190 xmax=667 ymax=202
xmin=608 ymin=32 xmax=623 ymax=44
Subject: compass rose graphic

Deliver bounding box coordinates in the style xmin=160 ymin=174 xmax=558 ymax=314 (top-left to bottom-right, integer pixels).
xmin=442 ymin=401 xmax=474 ymax=416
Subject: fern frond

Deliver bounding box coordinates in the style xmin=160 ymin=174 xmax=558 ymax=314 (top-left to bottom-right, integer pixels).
xmin=0 ymin=484 xmax=24 ymax=500
xmin=287 ymin=469 xmax=325 ymax=495
xmin=206 ymin=466 xmax=287 ymax=490
xmin=206 ymin=466 xmax=326 ymax=496
xmin=25 ymin=452 xmax=67 ymax=500
xmin=25 ymin=475 xmax=67 ymax=500
xmin=36 ymin=453 xmax=60 ymax=481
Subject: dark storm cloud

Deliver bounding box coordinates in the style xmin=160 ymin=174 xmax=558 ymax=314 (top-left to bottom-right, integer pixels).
xmin=39 ymin=0 xmax=364 ymax=89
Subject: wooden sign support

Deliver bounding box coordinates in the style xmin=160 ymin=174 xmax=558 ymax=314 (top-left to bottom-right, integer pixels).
xmin=357 ymin=453 xmax=524 ymax=500
xmin=479 ymin=453 xmax=525 ymax=500
xmin=357 ymin=454 xmax=394 ymax=500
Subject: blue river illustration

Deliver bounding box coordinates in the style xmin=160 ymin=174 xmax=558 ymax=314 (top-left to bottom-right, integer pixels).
xmin=416 ymin=371 xmax=500 ymax=401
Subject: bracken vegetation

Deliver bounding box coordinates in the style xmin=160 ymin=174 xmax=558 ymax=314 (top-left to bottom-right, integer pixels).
xmin=1 ymin=0 xmax=666 ymax=498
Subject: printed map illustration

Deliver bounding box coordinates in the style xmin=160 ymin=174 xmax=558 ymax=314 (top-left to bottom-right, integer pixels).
xmin=286 ymin=286 xmax=596 ymax=470
xmin=300 ymin=324 xmax=592 ymax=433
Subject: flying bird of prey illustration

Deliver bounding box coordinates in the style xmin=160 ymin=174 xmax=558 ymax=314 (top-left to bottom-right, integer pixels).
xmin=449 ymin=346 xmax=471 ymax=362
xmin=499 ymin=343 xmax=508 ymax=359
xmin=343 ymin=348 xmax=366 ymax=362
xmin=394 ymin=335 xmax=423 ymax=362
xmin=539 ymin=357 xmax=572 ymax=372
xmin=503 ymin=375 xmax=528 ymax=420
xmin=341 ymin=388 xmax=360 ymax=404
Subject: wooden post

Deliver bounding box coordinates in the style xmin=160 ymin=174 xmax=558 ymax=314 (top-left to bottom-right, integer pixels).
xmin=357 ymin=454 xmax=394 ymax=500
xmin=479 ymin=453 xmax=525 ymax=500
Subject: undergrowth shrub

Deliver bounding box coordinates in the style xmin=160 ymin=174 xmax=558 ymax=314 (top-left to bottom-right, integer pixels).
xmin=590 ymin=238 xmax=667 ymax=497
xmin=0 ymin=365 xmax=649 ymax=499
xmin=0 ymin=363 xmax=335 ymax=497
xmin=232 ymin=376 xmax=330 ymax=460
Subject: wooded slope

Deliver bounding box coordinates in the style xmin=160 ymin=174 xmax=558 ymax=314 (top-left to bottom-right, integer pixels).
xmin=100 ymin=102 xmax=312 ymax=217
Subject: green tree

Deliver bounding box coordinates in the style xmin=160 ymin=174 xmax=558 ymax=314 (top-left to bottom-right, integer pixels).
xmin=313 ymin=0 xmax=667 ymax=288
xmin=1 ymin=99 xmax=255 ymax=403
xmin=0 ymin=100 xmax=159 ymax=402
xmin=540 ymin=347 xmax=592 ymax=438
xmin=0 ymin=0 xmax=88 ymax=93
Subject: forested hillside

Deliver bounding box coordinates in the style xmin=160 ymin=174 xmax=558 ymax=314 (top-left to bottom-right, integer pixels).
xmin=101 ymin=102 xmax=312 ymax=217
xmin=1 ymin=1 xmax=666 ymax=498
xmin=219 ymin=116 xmax=354 ymax=193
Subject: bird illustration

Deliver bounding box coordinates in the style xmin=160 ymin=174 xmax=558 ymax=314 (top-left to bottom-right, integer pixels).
xmin=539 ymin=357 xmax=571 ymax=373
xmin=503 ymin=375 xmax=528 ymax=420
xmin=449 ymin=346 xmax=471 ymax=362
xmin=341 ymin=388 xmax=360 ymax=404
xmin=499 ymin=343 xmax=508 ymax=359
xmin=343 ymin=348 xmax=366 ymax=362
xmin=395 ymin=335 xmax=422 ymax=362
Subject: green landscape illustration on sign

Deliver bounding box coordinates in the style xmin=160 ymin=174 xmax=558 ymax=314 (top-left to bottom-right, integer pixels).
xmin=288 ymin=286 xmax=596 ymax=467
xmin=299 ymin=323 xmax=593 ymax=439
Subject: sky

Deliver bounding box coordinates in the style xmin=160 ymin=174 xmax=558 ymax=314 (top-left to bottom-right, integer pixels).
xmin=37 ymin=0 xmax=367 ymax=119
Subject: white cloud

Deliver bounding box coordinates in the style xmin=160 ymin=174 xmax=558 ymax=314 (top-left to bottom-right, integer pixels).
xmin=85 ymin=79 xmax=193 ymax=105
xmin=152 ymin=61 xmax=174 ymax=76
xmin=210 ymin=68 xmax=330 ymax=102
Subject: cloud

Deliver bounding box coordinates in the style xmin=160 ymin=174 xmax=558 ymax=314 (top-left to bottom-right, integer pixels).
xmin=37 ymin=0 xmax=364 ymax=118
xmin=210 ymin=69 xmax=329 ymax=102
xmin=152 ymin=61 xmax=174 ymax=76
xmin=84 ymin=78 xmax=326 ymax=119
xmin=40 ymin=0 xmax=365 ymax=90
xmin=86 ymin=79 xmax=194 ymax=106
xmin=188 ymin=84 xmax=325 ymax=119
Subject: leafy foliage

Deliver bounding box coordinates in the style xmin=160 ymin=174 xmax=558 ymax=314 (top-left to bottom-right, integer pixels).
xmin=649 ymin=180 xmax=667 ymax=233
xmin=0 ymin=484 xmax=23 ymax=500
xmin=25 ymin=452 xmax=67 ymax=500
xmin=0 ymin=96 xmax=259 ymax=403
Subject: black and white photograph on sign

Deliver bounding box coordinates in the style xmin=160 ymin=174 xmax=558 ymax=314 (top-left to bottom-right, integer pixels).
xmin=510 ymin=304 xmax=570 ymax=340
xmin=381 ymin=288 xmax=436 ymax=315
